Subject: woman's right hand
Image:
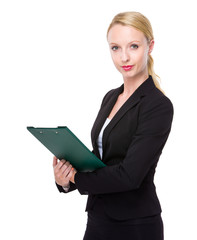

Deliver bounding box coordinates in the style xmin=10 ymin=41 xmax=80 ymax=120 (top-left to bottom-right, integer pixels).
xmin=53 ymin=156 xmax=74 ymax=187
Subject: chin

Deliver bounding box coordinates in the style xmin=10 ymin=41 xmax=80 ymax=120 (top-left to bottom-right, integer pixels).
xmin=122 ymin=71 xmax=136 ymax=79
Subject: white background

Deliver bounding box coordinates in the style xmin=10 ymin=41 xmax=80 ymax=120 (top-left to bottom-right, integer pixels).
xmin=0 ymin=0 xmax=196 ymax=239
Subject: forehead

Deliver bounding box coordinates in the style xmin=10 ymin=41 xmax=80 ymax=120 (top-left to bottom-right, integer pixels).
xmin=107 ymin=24 xmax=146 ymax=44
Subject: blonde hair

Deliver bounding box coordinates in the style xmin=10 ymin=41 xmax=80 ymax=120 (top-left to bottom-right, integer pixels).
xmin=107 ymin=12 xmax=164 ymax=94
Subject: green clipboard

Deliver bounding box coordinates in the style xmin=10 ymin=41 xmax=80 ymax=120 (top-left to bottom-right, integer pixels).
xmin=27 ymin=126 xmax=105 ymax=172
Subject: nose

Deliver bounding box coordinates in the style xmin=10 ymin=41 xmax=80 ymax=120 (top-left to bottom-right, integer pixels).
xmin=121 ymin=49 xmax=129 ymax=62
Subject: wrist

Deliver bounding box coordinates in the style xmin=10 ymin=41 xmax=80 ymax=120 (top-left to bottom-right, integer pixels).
xmin=62 ymin=182 xmax=70 ymax=188
xmin=62 ymin=183 xmax=70 ymax=192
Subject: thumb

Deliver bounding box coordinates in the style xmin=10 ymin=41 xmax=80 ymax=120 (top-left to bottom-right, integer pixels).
xmin=53 ymin=156 xmax=58 ymax=168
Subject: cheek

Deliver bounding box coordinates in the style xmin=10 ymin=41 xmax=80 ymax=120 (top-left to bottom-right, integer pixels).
xmin=135 ymin=50 xmax=148 ymax=66
xmin=111 ymin=54 xmax=120 ymax=67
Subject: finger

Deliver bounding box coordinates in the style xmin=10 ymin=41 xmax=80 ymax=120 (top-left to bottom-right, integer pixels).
xmin=59 ymin=162 xmax=69 ymax=174
xmin=54 ymin=162 xmax=65 ymax=176
xmin=61 ymin=167 xmax=73 ymax=181
xmin=56 ymin=159 xmax=66 ymax=170
xmin=64 ymin=161 xmax=70 ymax=167
xmin=60 ymin=161 xmax=71 ymax=170
xmin=53 ymin=156 xmax=58 ymax=168
xmin=62 ymin=164 xmax=73 ymax=176
xmin=58 ymin=159 xmax=68 ymax=169
xmin=61 ymin=159 xmax=66 ymax=163
xmin=67 ymin=168 xmax=74 ymax=180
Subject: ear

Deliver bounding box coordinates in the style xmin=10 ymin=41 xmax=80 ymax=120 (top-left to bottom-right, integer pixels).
xmin=148 ymin=40 xmax=154 ymax=54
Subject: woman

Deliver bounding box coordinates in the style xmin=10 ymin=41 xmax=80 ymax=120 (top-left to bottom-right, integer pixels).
xmin=53 ymin=11 xmax=173 ymax=240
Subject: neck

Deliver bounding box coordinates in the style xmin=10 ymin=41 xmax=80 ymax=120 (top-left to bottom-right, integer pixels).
xmin=122 ymin=73 xmax=149 ymax=97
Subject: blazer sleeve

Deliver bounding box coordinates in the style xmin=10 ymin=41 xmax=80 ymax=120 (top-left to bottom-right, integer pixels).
xmin=74 ymin=95 xmax=174 ymax=195
xmin=56 ymin=182 xmax=77 ymax=193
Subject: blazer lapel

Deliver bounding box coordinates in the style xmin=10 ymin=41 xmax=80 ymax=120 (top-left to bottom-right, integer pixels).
xmin=102 ymin=88 xmax=142 ymax=156
xmin=91 ymin=85 xmax=123 ymax=158
xmin=92 ymin=75 xmax=156 ymax=159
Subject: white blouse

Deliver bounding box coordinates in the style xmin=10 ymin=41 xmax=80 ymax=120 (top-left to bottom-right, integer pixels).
xmin=97 ymin=118 xmax=111 ymax=159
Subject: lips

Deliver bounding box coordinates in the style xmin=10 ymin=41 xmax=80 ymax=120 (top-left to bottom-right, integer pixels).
xmin=122 ymin=65 xmax=134 ymax=71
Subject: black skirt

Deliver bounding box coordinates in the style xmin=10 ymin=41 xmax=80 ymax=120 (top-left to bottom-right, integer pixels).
xmin=83 ymin=199 xmax=163 ymax=240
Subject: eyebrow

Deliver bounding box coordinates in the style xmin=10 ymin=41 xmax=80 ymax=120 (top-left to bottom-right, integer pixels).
xmin=109 ymin=40 xmax=141 ymax=45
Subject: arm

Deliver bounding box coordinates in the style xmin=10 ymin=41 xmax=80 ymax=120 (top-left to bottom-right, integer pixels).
xmin=74 ymin=96 xmax=174 ymax=195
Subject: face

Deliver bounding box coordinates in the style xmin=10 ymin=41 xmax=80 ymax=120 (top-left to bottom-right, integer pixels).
xmin=107 ymin=24 xmax=154 ymax=81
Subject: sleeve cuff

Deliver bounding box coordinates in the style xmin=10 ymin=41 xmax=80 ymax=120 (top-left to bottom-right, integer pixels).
xmin=62 ymin=183 xmax=70 ymax=192
xmin=55 ymin=181 xmax=77 ymax=193
xmin=75 ymin=172 xmax=89 ymax=195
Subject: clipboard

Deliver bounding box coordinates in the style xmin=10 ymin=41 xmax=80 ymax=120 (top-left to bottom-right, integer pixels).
xmin=27 ymin=126 xmax=105 ymax=172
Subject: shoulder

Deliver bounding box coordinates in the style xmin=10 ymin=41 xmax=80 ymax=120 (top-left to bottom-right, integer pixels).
xmin=138 ymin=88 xmax=174 ymax=135
xmin=139 ymin=87 xmax=174 ymax=132
xmin=141 ymin=87 xmax=174 ymax=115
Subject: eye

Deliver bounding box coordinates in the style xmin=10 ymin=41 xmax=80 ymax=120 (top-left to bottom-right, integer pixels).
xmin=111 ymin=46 xmax=119 ymax=51
xmin=131 ymin=44 xmax=138 ymax=49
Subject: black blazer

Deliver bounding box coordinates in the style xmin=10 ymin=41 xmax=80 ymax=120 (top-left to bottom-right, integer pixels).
xmin=57 ymin=75 xmax=174 ymax=220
